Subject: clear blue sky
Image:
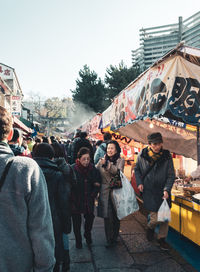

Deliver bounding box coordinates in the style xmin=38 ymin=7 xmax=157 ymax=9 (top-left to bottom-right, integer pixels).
xmin=0 ymin=0 xmax=199 ymax=98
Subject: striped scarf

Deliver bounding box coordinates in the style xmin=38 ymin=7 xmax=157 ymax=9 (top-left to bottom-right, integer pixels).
xmin=148 ymin=146 xmax=163 ymax=165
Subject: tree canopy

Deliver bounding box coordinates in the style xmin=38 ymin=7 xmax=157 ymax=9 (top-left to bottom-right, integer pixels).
xmin=71 ymin=62 xmax=140 ymax=113
xmin=71 ymin=65 xmax=107 ymax=113
xmin=105 ymin=60 xmax=140 ymax=103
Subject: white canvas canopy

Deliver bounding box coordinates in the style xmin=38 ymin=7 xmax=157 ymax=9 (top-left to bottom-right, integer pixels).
xmin=100 ymin=43 xmax=200 ymax=160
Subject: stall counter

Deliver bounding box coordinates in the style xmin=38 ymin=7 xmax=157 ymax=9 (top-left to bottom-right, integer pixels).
xmin=170 ymin=194 xmax=200 ymax=246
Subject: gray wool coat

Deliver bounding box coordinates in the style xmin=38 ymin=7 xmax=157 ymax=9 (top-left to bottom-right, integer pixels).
xmin=0 ymin=143 xmax=55 ymax=272
xmin=96 ymin=157 xmax=125 ymax=218
xmin=134 ymin=147 xmax=175 ymax=212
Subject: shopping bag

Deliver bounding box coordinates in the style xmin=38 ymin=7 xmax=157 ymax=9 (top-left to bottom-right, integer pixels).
xmin=157 ymin=199 xmax=171 ymax=222
xmin=112 ymin=171 xmax=139 ymax=220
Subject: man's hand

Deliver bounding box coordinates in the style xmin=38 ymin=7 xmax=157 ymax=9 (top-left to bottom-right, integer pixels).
xmin=138 ymin=184 xmax=143 ymax=192
xmin=163 ymin=190 xmax=169 ymax=199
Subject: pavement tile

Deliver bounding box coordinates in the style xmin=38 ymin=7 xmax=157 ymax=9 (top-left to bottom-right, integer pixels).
xmin=120 ymin=217 xmax=144 ymax=233
xmin=121 ymin=233 xmax=159 ymax=253
xmin=144 ymin=258 xmax=187 ymax=272
xmin=70 ymin=263 xmax=94 ymax=272
xmin=131 ymin=251 xmax=169 ymax=266
xmin=99 ymin=269 xmax=140 ymax=272
xmin=92 ymin=244 xmax=134 ymax=269
xmin=70 ymin=244 xmax=92 ymax=263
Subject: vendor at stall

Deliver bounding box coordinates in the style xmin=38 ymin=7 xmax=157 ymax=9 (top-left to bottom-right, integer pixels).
xmin=185 ymin=165 xmax=200 ymax=182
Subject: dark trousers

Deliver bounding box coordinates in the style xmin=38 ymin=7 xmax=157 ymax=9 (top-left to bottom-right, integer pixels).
xmin=72 ymin=213 xmax=95 ymax=242
xmin=104 ymin=197 xmax=120 ymax=243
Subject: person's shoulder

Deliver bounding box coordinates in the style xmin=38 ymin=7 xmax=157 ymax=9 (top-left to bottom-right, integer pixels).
xmin=140 ymin=147 xmax=148 ymax=158
xmin=71 ymin=163 xmax=76 ymax=170
xmin=11 ymin=156 xmax=42 ymax=180
xmin=13 ymin=155 xmax=38 ymax=168
xmin=99 ymin=142 xmax=106 ymax=151
xmin=162 ymin=149 xmax=171 ymax=159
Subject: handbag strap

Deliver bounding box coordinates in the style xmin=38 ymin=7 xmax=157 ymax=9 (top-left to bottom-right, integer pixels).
xmin=142 ymin=161 xmax=156 ymax=181
xmin=0 ymin=159 xmax=13 ymax=192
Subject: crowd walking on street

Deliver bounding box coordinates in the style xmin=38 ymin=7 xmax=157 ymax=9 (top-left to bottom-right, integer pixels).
xmin=1 ymin=105 xmax=196 ymax=272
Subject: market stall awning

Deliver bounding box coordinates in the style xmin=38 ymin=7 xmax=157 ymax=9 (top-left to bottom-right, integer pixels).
xmin=106 ymin=44 xmax=200 ymax=131
xmin=13 ymin=116 xmax=33 ymax=134
xmin=99 ymin=44 xmax=200 ymax=160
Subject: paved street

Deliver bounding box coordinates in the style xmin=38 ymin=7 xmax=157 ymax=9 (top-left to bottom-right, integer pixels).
xmin=68 ymin=207 xmax=197 ymax=272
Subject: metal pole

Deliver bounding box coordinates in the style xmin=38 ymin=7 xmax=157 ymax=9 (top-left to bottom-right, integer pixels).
xmin=197 ymin=126 xmax=200 ymax=165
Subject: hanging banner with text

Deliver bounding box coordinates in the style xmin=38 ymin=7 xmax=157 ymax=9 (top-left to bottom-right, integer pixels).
xmin=102 ymin=51 xmax=200 ymax=130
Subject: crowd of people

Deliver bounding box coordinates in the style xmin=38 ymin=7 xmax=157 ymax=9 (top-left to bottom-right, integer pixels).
xmin=0 ymin=106 xmax=175 ymax=271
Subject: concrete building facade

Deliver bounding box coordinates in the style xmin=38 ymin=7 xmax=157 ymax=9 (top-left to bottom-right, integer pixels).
xmin=132 ymin=11 xmax=200 ymax=71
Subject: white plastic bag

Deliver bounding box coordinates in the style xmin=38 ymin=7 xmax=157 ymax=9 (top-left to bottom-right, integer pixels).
xmin=157 ymin=199 xmax=171 ymax=222
xmin=112 ymin=171 xmax=139 ymax=220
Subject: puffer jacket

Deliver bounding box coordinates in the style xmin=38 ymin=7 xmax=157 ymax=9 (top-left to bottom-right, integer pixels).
xmin=134 ymin=147 xmax=175 ymax=212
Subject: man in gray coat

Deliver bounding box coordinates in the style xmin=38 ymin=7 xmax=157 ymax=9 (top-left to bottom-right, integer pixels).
xmin=0 ymin=106 xmax=55 ymax=272
xmin=135 ymin=132 xmax=175 ymax=251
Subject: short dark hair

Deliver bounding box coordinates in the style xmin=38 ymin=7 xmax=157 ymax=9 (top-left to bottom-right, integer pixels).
xmin=51 ymin=142 xmax=65 ymax=158
xmin=80 ymin=131 xmax=87 ymax=139
xmin=35 ymin=137 xmax=42 ymax=143
xmin=77 ymin=147 xmax=90 ymax=159
xmin=0 ymin=106 xmax=12 ymax=141
xmin=10 ymin=128 xmax=22 ymax=142
xmin=42 ymin=136 xmax=49 ymax=143
xmin=33 ymin=143 xmax=55 ymax=159
xmin=96 ymin=140 xmax=103 ymax=146
xmin=103 ymin=132 xmax=112 ymax=141
xmin=75 ymin=130 xmax=81 ymax=138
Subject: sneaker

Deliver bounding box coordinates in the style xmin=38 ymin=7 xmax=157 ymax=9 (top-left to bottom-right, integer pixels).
xmin=146 ymin=228 xmax=154 ymax=241
xmin=158 ymin=238 xmax=169 ymax=251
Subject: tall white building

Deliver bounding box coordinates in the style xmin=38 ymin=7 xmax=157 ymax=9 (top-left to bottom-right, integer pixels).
xmin=132 ymin=11 xmax=200 ymax=71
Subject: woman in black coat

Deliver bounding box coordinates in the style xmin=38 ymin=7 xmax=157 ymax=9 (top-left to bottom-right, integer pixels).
xmin=71 ymin=147 xmax=101 ymax=249
xmin=33 ymin=143 xmax=71 ymax=272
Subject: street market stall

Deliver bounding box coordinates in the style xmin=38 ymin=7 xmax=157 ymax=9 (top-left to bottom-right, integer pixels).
xmin=97 ymin=44 xmax=200 ymax=246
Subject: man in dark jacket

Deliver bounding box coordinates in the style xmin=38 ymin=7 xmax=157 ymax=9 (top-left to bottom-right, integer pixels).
xmin=134 ymin=132 xmax=175 ymax=251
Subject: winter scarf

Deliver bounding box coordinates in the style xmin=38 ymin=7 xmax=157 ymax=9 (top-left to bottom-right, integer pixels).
xmin=75 ymin=159 xmax=93 ymax=177
xmin=147 ymin=146 xmax=163 ymax=164
xmin=102 ymin=152 xmax=120 ymax=168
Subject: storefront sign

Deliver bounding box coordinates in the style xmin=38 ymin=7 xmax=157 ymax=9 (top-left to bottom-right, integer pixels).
xmin=0 ymin=64 xmax=13 ymax=80
xmin=11 ymin=95 xmax=21 ymax=116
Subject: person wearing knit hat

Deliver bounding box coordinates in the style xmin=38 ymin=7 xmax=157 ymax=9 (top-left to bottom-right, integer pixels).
xmin=134 ymin=132 xmax=175 ymax=251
